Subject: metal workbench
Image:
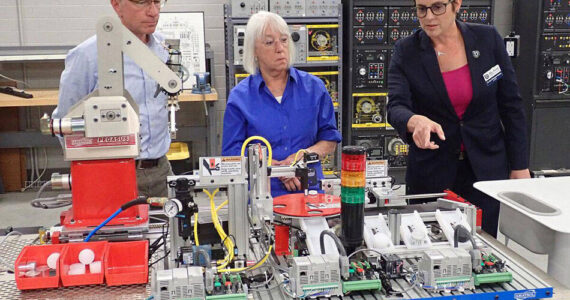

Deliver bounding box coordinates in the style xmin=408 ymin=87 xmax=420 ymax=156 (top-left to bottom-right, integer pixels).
xmin=0 ymin=229 xmax=556 ymax=300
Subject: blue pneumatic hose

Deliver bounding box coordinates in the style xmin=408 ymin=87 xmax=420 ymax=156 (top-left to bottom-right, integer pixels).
xmin=84 ymin=208 xmax=123 ymax=242
xmin=84 ymin=196 xmax=148 ymax=242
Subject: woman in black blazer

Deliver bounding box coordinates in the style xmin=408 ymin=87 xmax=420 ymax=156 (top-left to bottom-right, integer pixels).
xmin=387 ymin=0 xmax=530 ymax=237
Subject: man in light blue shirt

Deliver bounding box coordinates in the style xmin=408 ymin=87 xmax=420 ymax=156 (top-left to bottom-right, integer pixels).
xmin=53 ymin=0 xmax=172 ymax=197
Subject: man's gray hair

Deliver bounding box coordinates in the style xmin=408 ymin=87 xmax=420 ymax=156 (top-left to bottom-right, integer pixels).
xmin=243 ymin=11 xmax=295 ymax=75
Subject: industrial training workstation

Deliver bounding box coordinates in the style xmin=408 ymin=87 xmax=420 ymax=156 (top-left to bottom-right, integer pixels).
xmin=0 ymin=0 xmax=568 ymax=299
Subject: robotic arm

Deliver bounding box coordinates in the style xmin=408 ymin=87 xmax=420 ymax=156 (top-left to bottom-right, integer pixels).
xmin=41 ymin=15 xmax=182 ymax=160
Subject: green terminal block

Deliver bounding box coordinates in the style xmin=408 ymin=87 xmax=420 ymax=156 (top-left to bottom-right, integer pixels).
xmin=301 ymin=282 xmax=342 ymax=295
xmin=342 ymin=279 xmax=382 ymax=293
xmin=473 ymin=272 xmax=513 ymax=286
xmin=206 ymin=293 xmax=248 ymax=300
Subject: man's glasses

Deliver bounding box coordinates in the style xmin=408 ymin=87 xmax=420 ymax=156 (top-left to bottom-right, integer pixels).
xmin=416 ymin=0 xmax=454 ymax=18
xmin=128 ymin=0 xmax=167 ymax=9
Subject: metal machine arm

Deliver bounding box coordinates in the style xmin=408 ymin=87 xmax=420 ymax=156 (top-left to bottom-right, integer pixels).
xmin=97 ymin=16 xmax=182 ymax=97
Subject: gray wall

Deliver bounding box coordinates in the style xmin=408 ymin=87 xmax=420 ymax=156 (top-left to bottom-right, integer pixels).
xmin=0 ymin=0 xmax=515 ymax=173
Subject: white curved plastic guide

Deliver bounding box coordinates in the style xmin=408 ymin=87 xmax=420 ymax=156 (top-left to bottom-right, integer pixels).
xmin=363 ymin=213 xmax=394 ymax=251
xmin=400 ymin=211 xmax=431 ymax=249
xmin=435 ymin=208 xmax=472 ymax=248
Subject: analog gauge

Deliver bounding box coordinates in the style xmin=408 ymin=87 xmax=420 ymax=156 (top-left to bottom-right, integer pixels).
xmin=361 ymin=100 xmax=373 ymax=114
xmin=163 ymin=198 xmax=183 ymax=218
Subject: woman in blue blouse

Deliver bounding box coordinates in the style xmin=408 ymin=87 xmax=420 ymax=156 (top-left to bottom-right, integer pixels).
xmin=222 ymin=11 xmax=341 ymax=197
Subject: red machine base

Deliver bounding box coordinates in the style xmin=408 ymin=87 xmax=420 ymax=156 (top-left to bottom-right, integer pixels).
xmin=62 ymin=158 xmax=148 ymax=228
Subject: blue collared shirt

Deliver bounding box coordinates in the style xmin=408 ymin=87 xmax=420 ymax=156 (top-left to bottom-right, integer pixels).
xmin=222 ymin=67 xmax=341 ymax=197
xmin=53 ymin=33 xmax=170 ymax=160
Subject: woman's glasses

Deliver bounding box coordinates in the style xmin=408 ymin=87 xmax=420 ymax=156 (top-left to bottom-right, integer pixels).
xmin=416 ymin=0 xmax=454 ymax=18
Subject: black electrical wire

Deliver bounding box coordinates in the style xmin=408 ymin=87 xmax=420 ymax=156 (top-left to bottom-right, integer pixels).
xmin=319 ymin=230 xmax=347 ymax=256
xmin=148 ymin=251 xmax=170 ymax=267
xmin=149 ymin=220 xmax=169 ymax=261
xmin=388 ymin=175 xmax=402 ymax=190
xmin=222 ymin=234 xmax=237 ymax=248
xmin=453 ymin=224 xmax=478 ymax=249
xmin=120 ymin=196 xmax=148 ymax=211
xmin=162 ymin=220 xmax=169 ymax=263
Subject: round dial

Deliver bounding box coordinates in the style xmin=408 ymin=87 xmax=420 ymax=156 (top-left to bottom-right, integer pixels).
xmin=291 ymin=32 xmax=300 ymax=42
xmin=372 ymin=114 xmax=383 ymax=123
xmin=361 ymin=101 xmax=373 ymax=114
xmin=163 ymin=198 xmax=183 ymax=218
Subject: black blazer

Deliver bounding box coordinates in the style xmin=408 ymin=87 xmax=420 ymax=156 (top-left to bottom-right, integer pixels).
xmin=387 ymin=21 xmax=528 ymax=194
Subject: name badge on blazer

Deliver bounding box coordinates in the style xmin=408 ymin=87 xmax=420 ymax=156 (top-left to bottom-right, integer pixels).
xmin=483 ymin=64 xmax=503 ymax=86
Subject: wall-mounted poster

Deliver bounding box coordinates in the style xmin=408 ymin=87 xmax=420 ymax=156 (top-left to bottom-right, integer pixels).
xmin=157 ymin=12 xmax=206 ymax=89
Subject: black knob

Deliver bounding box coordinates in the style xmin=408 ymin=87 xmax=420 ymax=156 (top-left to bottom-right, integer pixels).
xmin=240 ymin=2 xmax=245 ymax=8
xmin=291 ymin=32 xmax=300 ymax=42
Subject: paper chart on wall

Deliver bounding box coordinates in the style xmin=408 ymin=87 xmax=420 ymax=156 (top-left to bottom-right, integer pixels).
xmin=157 ymin=12 xmax=206 ymax=88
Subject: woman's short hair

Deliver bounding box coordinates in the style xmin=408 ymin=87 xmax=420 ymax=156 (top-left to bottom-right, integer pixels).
xmin=243 ymin=11 xmax=296 ymax=75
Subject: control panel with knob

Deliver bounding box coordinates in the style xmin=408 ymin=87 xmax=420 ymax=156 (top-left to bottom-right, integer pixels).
xmin=538 ymin=52 xmax=570 ymax=94
xmin=230 ymin=0 xmax=268 ymax=18
xmin=353 ymin=48 xmax=390 ymax=90
xmin=289 ymin=24 xmax=308 ymax=64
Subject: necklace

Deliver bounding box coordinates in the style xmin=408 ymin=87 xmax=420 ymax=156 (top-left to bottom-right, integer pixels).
xmin=437 ymin=51 xmax=446 ymax=56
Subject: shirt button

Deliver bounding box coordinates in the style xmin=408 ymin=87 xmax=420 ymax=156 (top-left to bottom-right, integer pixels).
xmin=284 ymin=147 xmax=288 ymax=150
xmin=283 ymin=125 xmax=287 ymax=129
xmin=459 ymin=121 xmax=464 ymax=126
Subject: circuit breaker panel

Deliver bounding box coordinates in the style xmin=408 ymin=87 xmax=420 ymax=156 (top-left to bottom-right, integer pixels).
xmin=343 ymin=0 xmax=493 ymax=181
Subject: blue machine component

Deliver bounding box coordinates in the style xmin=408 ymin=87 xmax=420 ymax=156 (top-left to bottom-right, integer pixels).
xmin=192 ymin=72 xmax=212 ymax=94
xmin=193 ymin=244 xmax=212 ymax=266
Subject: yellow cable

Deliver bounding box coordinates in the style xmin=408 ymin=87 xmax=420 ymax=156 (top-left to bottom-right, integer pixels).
xmin=215 ymin=200 xmax=228 ymax=213
xmin=193 ymin=212 xmax=199 ymax=246
xmin=204 ymin=188 xmax=234 ymax=268
xmin=218 ymin=245 xmax=273 ymax=273
xmin=290 ymin=149 xmax=308 ymax=166
xmin=240 ymin=135 xmax=273 ymax=166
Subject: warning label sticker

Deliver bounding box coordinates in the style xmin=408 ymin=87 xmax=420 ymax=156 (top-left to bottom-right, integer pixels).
xmin=366 ymin=160 xmax=388 ymax=177
xmin=201 ymin=156 xmax=243 ymax=176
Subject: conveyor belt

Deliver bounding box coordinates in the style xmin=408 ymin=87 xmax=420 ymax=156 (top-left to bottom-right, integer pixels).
xmin=0 ymin=233 xmax=553 ymax=299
